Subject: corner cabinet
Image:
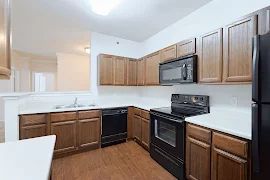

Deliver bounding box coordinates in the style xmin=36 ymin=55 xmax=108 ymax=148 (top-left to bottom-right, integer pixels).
xmin=186 ymin=123 xmax=251 ymax=180
xmin=199 ymin=28 xmax=223 ymax=83
xmin=223 ymin=15 xmax=258 ymax=82
xmin=137 ymin=57 xmax=146 ymax=86
xmin=127 ymin=58 xmax=137 ymax=86
xmin=145 ymin=51 xmax=161 ymax=85
xmin=0 ymin=0 xmax=11 ymax=79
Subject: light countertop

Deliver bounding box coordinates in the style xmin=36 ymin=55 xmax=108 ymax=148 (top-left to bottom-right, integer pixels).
xmin=0 ymin=135 xmax=56 ymax=180
xmin=185 ymin=107 xmax=251 ymax=140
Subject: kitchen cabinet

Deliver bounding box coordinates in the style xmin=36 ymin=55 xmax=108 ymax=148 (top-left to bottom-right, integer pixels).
xmin=133 ymin=108 xmax=150 ymax=151
xmin=127 ymin=58 xmax=137 ymax=86
xmin=223 ymin=15 xmax=258 ymax=82
xmin=137 ymin=57 xmax=146 ymax=86
xmin=186 ymin=123 xmax=251 ymax=180
xmin=177 ymin=38 xmax=196 ymax=58
xmin=0 ymin=0 xmax=11 ymax=79
xmin=51 ymin=120 xmax=77 ymax=154
xmin=99 ymin=54 xmax=114 ymax=85
xmin=19 ymin=114 xmax=49 ymax=140
xmin=127 ymin=107 xmax=134 ymax=139
xmin=161 ymin=44 xmax=177 ymax=62
xmin=145 ymin=51 xmax=161 ymax=85
xmin=113 ymin=56 xmax=126 ymax=85
xmin=199 ymin=29 xmax=223 ymax=83
xmin=257 ymin=6 xmax=270 ymax=35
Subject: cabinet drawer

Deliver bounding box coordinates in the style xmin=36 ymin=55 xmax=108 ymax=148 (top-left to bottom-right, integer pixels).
xmin=51 ymin=112 xmax=77 ymax=122
xmin=78 ymin=110 xmax=100 ymax=119
xmin=187 ymin=124 xmax=211 ymax=144
xmin=134 ymin=108 xmax=141 ymax=116
xmin=141 ymin=110 xmax=150 ymax=120
xmin=20 ymin=114 xmax=47 ymax=126
xmin=213 ymin=132 xmax=248 ymax=158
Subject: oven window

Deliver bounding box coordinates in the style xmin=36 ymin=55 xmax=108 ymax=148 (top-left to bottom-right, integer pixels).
xmin=155 ymin=120 xmax=176 ymax=147
xmin=162 ymin=67 xmax=182 ymax=80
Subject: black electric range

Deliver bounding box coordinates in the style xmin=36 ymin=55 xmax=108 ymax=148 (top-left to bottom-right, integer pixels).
xmin=150 ymin=94 xmax=209 ymax=179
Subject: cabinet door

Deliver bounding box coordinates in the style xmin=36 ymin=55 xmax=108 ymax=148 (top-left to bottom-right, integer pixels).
xmin=141 ymin=118 xmax=150 ymax=150
xmin=127 ymin=107 xmax=134 ymax=139
xmin=99 ymin=54 xmax=114 ymax=85
xmin=199 ymin=29 xmax=223 ymax=83
xmin=161 ymin=44 xmax=177 ymax=62
xmin=145 ymin=51 xmax=161 ymax=85
xmin=51 ymin=121 xmax=77 ymax=154
xmin=0 ymin=0 xmax=11 ymax=79
xmin=127 ymin=58 xmax=137 ymax=86
xmin=177 ymin=38 xmax=196 ymax=57
xmin=186 ymin=136 xmax=211 ymax=180
xmin=137 ymin=57 xmax=145 ymax=86
xmin=223 ymin=15 xmax=258 ymax=82
xmin=212 ymin=147 xmax=248 ymax=180
xmin=113 ymin=56 xmax=126 ymax=85
xmin=20 ymin=124 xmax=47 ymax=140
xmin=78 ymin=118 xmax=100 ymax=149
xmin=133 ymin=115 xmax=141 ymax=141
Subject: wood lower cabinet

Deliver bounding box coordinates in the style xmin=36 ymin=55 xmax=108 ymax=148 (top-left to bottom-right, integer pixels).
xmin=127 ymin=107 xmax=134 ymax=139
xmin=141 ymin=117 xmax=150 ymax=149
xmin=145 ymin=51 xmax=161 ymax=85
xmin=20 ymin=124 xmax=47 ymax=140
xmin=177 ymin=38 xmax=196 ymax=57
xmin=0 ymin=0 xmax=11 ymax=79
xmin=186 ymin=123 xmax=251 ymax=180
xmin=51 ymin=120 xmax=77 ymax=154
xmin=199 ymin=29 xmax=223 ymax=83
xmin=78 ymin=118 xmax=100 ymax=149
xmin=223 ymin=15 xmax=258 ymax=82
xmin=113 ymin=56 xmax=126 ymax=85
xmin=127 ymin=58 xmax=137 ymax=86
xmin=161 ymin=44 xmax=177 ymax=62
xmin=133 ymin=115 xmax=141 ymax=141
xmin=137 ymin=57 xmax=146 ymax=86
xmin=98 ymin=54 xmax=114 ymax=85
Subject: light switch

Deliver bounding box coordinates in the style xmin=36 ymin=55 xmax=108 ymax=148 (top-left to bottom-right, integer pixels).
xmin=230 ymin=96 xmax=238 ymax=106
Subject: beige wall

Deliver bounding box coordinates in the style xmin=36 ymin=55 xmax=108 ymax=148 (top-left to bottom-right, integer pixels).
xmin=56 ymin=53 xmax=90 ymax=91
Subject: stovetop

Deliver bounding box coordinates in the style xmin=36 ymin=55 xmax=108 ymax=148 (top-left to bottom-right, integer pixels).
xmin=150 ymin=94 xmax=210 ymax=119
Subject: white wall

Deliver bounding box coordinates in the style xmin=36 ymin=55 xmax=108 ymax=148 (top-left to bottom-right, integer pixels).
xmin=90 ymin=32 xmax=141 ymax=95
xmin=141 ymin=0 xmax=270 ymax=56
xmin=56 ymin=53 xmax=90 ymax=91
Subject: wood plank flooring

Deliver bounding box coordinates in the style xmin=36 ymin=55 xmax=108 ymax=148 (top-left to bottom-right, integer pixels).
xmin=51 ymin=141 xmax=176 ymax=180
xmin=0 ymin=121 xmax=4 ymax=143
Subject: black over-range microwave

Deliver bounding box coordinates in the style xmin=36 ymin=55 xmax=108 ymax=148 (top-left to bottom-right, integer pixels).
xmin=159 ymin=54 xmax=197 ymax=85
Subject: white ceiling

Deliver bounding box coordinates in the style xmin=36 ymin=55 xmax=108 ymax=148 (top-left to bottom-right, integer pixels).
xmin=12 ymin=0 xmax=212 ymax=56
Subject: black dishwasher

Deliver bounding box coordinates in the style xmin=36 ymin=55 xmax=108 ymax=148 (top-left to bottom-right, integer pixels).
xmin=101 ymin=107 xmax=128 ymax=147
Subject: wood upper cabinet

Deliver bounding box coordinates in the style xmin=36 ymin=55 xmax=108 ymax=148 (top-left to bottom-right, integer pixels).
xmin=177 ymin=38 xmax=196 ymax=57
xmin=212 ymin=132 xmax=249 ymax=180
xmin=0 ymin=0 xmax=11 ymax=79
xmin=127 ymin=58 xmax=137 ymax=86
xmin=78 ymin=118 xmax=100 ymax=149
xmin=141 ymin=118 xmax=150 ymax=150
xmin=145 ymin=51 xmax=161 ymax=85
xmin=161 ymin=44 xmax=177 ymax=62
xmin=223 ymin=15 xmax=258 ymax=82
xmin=133 ymin=115 xmax=141 ymax=141
xmin=137 ymin=57 xmax=146 ymax=86
xmin=113 ymin=56 xmax=126 ymax=85
xmin=199 ymin=29 xmax=223 ymax=83
xmin=99 ymin=54 xmax=114 ymax=85
xmin=186 ymin=124 xmax=211 ymax=180
xmin=51 ymin=120 xmax=77 ymax=154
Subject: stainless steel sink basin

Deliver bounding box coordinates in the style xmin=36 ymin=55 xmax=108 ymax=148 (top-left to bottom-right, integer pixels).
xmin=54 ymin=104 xmax=97 ymax=109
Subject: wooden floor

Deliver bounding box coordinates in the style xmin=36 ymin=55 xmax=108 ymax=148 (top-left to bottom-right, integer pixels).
xmin=0 ymin=121 xmax=4 ymax=143
xmin=52 ymin=141 xmax=176 ymax=180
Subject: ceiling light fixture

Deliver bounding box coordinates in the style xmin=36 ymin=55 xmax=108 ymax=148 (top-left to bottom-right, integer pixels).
xmin=92 ymin=0 xmax=122 ymax=16
xmin=85 ymin=47 xmax=91 ymax=54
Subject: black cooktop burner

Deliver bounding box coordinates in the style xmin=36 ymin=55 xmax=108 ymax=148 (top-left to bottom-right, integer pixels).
xmin=151 ymin=106 xmax=201 ymax=118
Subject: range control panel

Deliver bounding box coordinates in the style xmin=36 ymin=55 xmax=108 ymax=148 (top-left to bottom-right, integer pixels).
xmin=171 ymin=94 xmax=209 ymax=107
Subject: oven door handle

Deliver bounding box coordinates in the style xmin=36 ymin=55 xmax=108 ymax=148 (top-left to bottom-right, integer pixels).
xmin=150 ymin=112 xmax=183 ymax=123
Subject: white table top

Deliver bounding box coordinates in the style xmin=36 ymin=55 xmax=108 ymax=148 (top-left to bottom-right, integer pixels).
xmin=0 ymin=135 xmax=56 ymax=180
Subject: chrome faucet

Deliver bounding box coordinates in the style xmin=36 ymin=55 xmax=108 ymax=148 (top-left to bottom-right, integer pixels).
xmin=74 ymin=97 xmax=78 ymax=106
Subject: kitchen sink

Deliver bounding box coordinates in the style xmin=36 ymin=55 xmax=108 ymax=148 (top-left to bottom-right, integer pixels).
xmin=54 ymin=104 xmax=97 ymax=109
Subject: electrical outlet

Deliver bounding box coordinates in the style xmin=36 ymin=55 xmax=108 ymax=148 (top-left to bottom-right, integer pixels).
xmin=231 ymin=96 xmax=238 ymax=106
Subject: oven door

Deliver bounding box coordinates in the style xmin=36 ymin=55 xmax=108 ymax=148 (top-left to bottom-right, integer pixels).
xmin=159 ymin=59 xmax=187 ymax=84
xmin=150 ymin=112 xmax=185 ymax=160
